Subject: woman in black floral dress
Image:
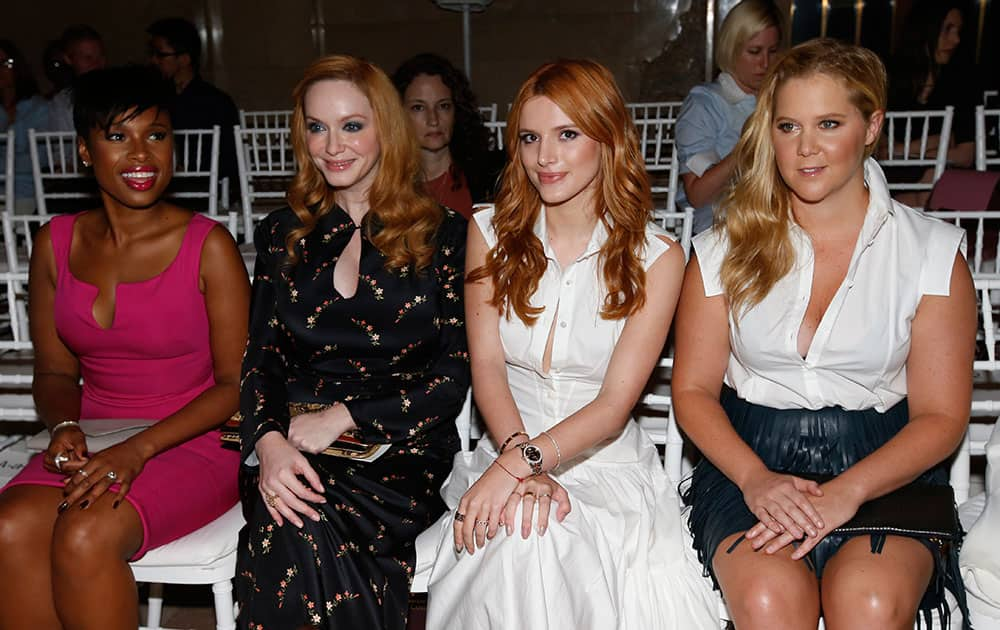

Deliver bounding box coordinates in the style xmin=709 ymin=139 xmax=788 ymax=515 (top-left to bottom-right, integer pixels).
xmin=235 ymin=55 xmax=470 ymax=630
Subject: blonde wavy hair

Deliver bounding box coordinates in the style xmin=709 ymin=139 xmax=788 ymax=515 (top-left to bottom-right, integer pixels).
xmin=719 ymin=38 xmax=887 ymax=316
xmin=285 ymin=54 xmax=441 ymax=270
xmin=468 ymin=59 xmax=652 ymax=325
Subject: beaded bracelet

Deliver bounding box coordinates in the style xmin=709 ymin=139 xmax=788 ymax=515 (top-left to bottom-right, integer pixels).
xmin=493 ymin=459 xmax=524 ymax=483
xmin=50 ymin=420 xmax=81 ymax=436
xmin=499 ymin=430 xmax=528 ymax=453
xmin=540 ymin=430 xmax=562 ymax=471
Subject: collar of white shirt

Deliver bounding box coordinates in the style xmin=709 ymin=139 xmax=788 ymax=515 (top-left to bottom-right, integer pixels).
xmin=534 ymin=206 xmax=608 ymax=264
xmin=717 ymin=72 xmax=755 ymax=105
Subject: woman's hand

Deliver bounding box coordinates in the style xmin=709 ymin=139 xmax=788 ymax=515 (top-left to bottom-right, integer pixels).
xmin=746 ymin=481 xmax=863 ymax=557
xmin=59 ymin=438 xmax=150 ymax=511
xmin=255 ymin=431 xmax=327 ymax=528
xmin=42 ymin=424 xmax=88 ymax=475
xmin=500 ymin=472 xmax=571 ymax=539
xmin=288 ymin=404 xmax=354 ymax=454
xmin=453 ymin=461 xmax=520 ymax=554
xmin=739 ymin=469 xmax=825 ymax=539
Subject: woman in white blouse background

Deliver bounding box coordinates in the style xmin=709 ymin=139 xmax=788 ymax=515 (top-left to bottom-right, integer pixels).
xmin=424 ymin=59 xmax=718 ymax=629
xmin=674 ymin=39 xmax=975 ymax=629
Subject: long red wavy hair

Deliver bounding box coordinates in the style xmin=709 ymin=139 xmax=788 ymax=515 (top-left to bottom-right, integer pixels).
xmin=468 ymin=59 xmax=652 ymax=324
xmin=285 ymin=55 xmax=441 ymax=270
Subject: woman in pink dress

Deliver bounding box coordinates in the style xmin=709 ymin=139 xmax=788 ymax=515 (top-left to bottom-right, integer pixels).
xmin=0 ymin=66 xmax=250 ymax=629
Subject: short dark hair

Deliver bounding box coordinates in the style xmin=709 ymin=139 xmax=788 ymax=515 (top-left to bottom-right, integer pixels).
xmin=72 ymin=65 xmax=174 ymax=138
xmin=59 ymin=24 xmax=103 ymax=49
xmin=0 ymin=40 xmax=39 ymax=100
xmin=146 ymin=17 xmax=201 ymax=71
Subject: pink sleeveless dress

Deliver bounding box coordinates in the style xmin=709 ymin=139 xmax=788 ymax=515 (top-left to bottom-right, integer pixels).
xmin=4 ymin=212 xmax=240 ymax=559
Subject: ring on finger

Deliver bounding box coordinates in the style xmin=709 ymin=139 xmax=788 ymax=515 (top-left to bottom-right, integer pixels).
xmin=77 ymin=469 xmax=89 ymax=478
xmin=539 ymin=493 xmax=552 ymax=498
xmin=106 ymin=471 xmax=118 ymax=481
xmin=522 ymin=491 xmax=535 ymax=498
xmin=475 ymin=519 xmax=489 ymax=527
xmin=54 ymin=452 xmax=69 ymax=472
xmin=454 ymin=512 xmax=466 ymax=522
xmin=264 ymin=492 xmax=279 ymax=508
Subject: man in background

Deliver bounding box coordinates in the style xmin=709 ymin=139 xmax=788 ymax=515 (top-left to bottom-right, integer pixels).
xmin=47 ymin=25 xmax=106 ymax=131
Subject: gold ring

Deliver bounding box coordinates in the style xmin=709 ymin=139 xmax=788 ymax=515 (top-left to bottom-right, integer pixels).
xmin=264 ymin=492 xmax=279 ymax=508
xmin=522 ymin=491 xmax=535 ymax=498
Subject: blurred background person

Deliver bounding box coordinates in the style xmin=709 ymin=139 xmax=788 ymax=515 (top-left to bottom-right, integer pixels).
xmin=48 ymin=24 xmax=106 ymax=131
xmin=0 ymin=39 xmax=50 ymax=213
xmin=674 ymin=0 xmax=783 ymax=234
xmin=147 ymin=17 xmax=239 ymax=203
xmin=393 ymin=53 xmax=503 ymax=219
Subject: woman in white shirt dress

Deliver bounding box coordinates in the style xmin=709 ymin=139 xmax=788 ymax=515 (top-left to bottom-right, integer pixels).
xmin=425 ymin=59 xmax=719 ymax=629
xmin=674 ymin=39 xmax=975 ymax=629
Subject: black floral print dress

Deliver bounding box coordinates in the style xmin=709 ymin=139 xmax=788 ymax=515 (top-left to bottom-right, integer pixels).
xmin=235 ymin=206 xmax=469 ymax=630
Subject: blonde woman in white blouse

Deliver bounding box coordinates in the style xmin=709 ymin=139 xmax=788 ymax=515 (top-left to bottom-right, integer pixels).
xmin=673 ymin=39 xmax=976 ymax=629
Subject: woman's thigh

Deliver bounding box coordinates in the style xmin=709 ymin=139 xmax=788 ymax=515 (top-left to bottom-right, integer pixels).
xmin=713 ymin=531 xmax=821 ymax=630
xmin=0 ymin=484 xmax=63 ymax=552
xmin=821 ymin=535 xmax=934 ymax=630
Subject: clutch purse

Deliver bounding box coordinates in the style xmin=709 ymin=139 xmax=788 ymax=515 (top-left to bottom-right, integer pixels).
xmin=221 ymin=403 xmax=390 ymax=462
xmin=26 ymin=419 xmax=159 ymax=454
xmin=792 ymin=472 xmax=958 ymax=540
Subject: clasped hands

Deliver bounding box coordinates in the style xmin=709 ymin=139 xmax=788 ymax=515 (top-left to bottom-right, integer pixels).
xmin=255 ymin=405 xmax=355 ymax=528
xmin=740 ymin=469 xmax=861 ymax=559
xmin=453 ymin=454 xmax=572 ymax=555
xmin=43 ymin=424 xmax=148 ymax=512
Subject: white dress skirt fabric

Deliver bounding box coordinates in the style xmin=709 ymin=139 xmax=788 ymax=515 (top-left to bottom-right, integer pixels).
xmin=424 ymin=207 xmax=719 ymax=629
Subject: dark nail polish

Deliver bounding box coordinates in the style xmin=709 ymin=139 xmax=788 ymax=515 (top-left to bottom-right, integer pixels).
xmin=112 ymin=500 xmax=120 ymax=509
xmin=79 ymin=500 xmax=89 ymax=510
xmin=57 ymin=501 xmax=68 ymax=513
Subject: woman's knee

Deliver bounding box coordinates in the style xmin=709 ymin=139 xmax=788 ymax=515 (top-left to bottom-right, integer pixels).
xmin=822 ymin=572 xmax=921 ymax=629
xmin=727 ymin=571 xmax=818 ymax=624
xmin=50 ymin=501 xmax=142 ymax=570
xmin=0 ymin=486 xmax=59 ymax=554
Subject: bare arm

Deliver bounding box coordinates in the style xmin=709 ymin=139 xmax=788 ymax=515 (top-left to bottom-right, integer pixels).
xmin=680 ymin=152 xmax=737 ymax=210
xmin=672 ymin=254 xmax=824 ymax=539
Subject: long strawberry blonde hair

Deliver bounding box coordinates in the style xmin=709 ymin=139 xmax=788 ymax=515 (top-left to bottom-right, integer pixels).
xmin=468 ymin=59 xmax=652 ymax=325
xmin=719 ymin=39 xmax=886 ymax=316
xmin=285 ymin=54 xmax=441 ymax=270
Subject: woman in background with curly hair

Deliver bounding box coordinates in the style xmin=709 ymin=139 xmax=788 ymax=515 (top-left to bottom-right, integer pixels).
xmin=393 ymin=53 xmax=503 ymax=218
xmin=234 ymin=54 xmax=470 ymax=629
xmin=424 ymin=58 xmax=717 ymax=630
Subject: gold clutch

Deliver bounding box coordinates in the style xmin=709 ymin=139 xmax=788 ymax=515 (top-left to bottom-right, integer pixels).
xmin=221 ymin=403 xmax=389 ymax=461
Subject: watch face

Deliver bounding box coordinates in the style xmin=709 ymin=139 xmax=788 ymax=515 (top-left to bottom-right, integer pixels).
xmin=522 ymin=444 xmax=542 ymax=463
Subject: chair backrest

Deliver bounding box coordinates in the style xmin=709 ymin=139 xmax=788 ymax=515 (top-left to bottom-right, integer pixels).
xmin=634 ymin=117 xmax=680 ymax=211
xmin=923 ymin=210 xmax=1000 ymax=275
xmin=0 ymin=271 xmax=32 ymax=353
xmin=171 ymin=126 xmax=220 ymax=216
xmin=234 ymin=125 xmax=296 ymax=236
xmin=976 ymin=105 xmax=1000 ymax=172
xmin=880 ymin=106 xmax=953 ymax=193
xmin=0 ymin=131 xmax=12 ymax=215
xmin=651 ymin=207 xmax=694 ymax=260
xmin=485 ymin=121 xmax=506 ymax=151
xmin=28 ymin=129 xmax=96 ymax=215
xmin=239 ymin=109 xmax=293 ymax=130
xmin=985 ymin=90 xmax=999 ymax=108
xmin=2 ymin=212 xmax=51 ymax=274
xmin=627 ymin=101 xmax=683 ymax=122
xmin=478 ymin=103 xmax=499 ymax=122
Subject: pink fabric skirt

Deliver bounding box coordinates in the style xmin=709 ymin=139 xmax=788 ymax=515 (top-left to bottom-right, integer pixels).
xmin=4 ymin=430 xmax=239 ymax=560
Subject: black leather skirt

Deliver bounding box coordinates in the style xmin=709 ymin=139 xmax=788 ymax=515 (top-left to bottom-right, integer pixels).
xmin=683 ymin=387 xmax=970 ymax=629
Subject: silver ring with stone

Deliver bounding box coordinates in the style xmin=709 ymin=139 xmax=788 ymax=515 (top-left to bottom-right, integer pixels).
xmin=54 ymin=452 xmax=69 ymax=471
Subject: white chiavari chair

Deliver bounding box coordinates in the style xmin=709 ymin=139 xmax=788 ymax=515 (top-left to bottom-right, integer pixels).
xmin=0 ymin=130 xmax=13 ymax=215
xmin=976 ymin=105 xmax=1000 ymax=172
xmin=924 ymin=210 xmax=1000 ymax=276
xmin=28 ymin=129 xmax=95 ymax=215
xmin=651 ymin=207 xmax=694 ymax=260
xmin=238 ymin=109 xmax=293 ymax=130
xmin=478 ymin=103 xmax=499 ymax=122
xmin=485 ymin=120 xmax=506 ymax=152
xmin=171 ymin=126 xmax=221 ymax=218
xmin=234 ymin=125 xmax=296 ymax=237
xmin=880 ymin=107 xmax=954 ymax=198
xmin=634 ymin=117 xmax=680 ymax=211
xmin=627 ymin=100 xmax=683 ymax=122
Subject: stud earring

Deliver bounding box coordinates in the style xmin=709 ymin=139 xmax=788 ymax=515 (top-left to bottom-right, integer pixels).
xmin=81 ymin=160 xmax=91 ymax=167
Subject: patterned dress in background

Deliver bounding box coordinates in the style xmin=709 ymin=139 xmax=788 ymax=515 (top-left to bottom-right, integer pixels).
xmin=235 ymin=206 xmax=469 ymax=630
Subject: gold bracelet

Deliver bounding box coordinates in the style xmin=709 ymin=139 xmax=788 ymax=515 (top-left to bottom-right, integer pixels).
xmin=540 ymin=430 xmax=562 ymax=471
xmin=499 ymin=430 xmax=528 ymax=453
